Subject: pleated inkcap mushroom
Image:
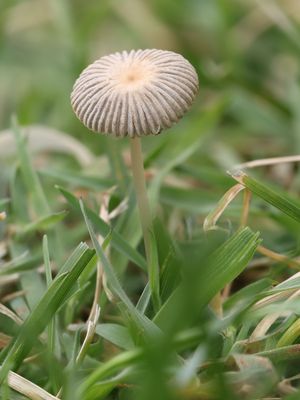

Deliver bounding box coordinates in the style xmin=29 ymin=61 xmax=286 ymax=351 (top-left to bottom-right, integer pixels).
xmin=71 ymin=49 xmax=199 ymax=137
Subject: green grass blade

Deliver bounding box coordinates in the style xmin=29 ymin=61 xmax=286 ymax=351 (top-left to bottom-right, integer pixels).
xmin=40 ymin=168 xmax=113 ymax=191
xmin=136 ymin=282 xmax=151 ymax=314
xmin=154 ymin=227 xmax=261 ymax=329
xmin=0 ymin=254 xmax=41 ymax=276
xmin=96 ymin=324 xmax=134 ymax=350
xmin=43 ymin=235 xmax=59 ymax=391
xmin=232 ymin=171 xmax=300 ymax=223
xmin=0 ymin=245 xmax=95 ymax=379
xmin=11 ymin=116 xmax=49 ymax=216
xmin=16 ymin=210 xmax=68 ymax=237
xmin=79 ymin=349 xmax=142 ymax=397
xmin=57 ymin=185 xmax=147 ymax=270
xmin=79 ymin=199 xmax=160 ymax=338
xmin=58 ymin=242 xmax=93 ymax=275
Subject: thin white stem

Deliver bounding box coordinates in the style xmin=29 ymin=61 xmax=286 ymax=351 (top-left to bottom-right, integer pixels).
xmin=130 ymin=137 xmax=160 ymax=309
xmin=130 ymin=138 xmax=152 ymax=244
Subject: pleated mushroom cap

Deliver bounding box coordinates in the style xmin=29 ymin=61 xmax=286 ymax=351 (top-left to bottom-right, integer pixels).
xmin=71 ymin=49 xmax=199 ymax=138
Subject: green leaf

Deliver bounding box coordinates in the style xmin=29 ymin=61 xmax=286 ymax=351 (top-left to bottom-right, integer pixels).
xmin=96 ymin=323 xmax=134 ymax=350
xmin=136 ymin=283 xmax=151 ymax=314
xmin=40 ymin=168 xmax=113 ymax=191
xmin=0 ymin=198 xmax=10 ymax=209
xmin=80 ymin=327 xmax=206 ymax=399
xmin=79 ymin=349 xmax=142 ymax=398
xmin=79 ymin=199 xmax=160 ymax=339
xmin=160 ymin=186 xmax=219 ymax=214
xmin=0 ymin=243 xmax=95 ymax=379
xmin=16 ymin=210 xmax=68 ymax=237
xmin=11 ymin=116 xmax=49 ymax=217
xmin=57 ymin=185 xmax=147 ymax=271
xmin=232 ymin=171 xmax=300 ymax=223
xmin=58 ymin=242 xmax=95 ymax=276
xmin=154 ymin=227 xmax=261 ymax=329
xmin=265 ymin=275 xmax=300 ymax=294
xmin=0 ymin=253 xmax=41 ymax=275
xmin=277 ymin=318 xmax=300 ymax=347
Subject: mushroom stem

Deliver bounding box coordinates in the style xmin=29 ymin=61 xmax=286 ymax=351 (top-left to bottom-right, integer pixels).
xmin=130 ymin=137 xmax=160 ymax=310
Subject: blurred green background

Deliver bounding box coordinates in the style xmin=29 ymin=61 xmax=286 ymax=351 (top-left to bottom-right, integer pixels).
xmin=1 ymin=2 xmax=300 ymax=399
xmin=1 ymin=0 xmax=300 ymax=160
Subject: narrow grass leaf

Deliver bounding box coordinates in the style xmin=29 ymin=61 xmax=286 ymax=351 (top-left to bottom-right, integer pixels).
xmin=43 ymin=235 xmax=57 ymax=390
xmin=136 ymin=283 xmax=151 ymax=314
xmin=58 ymin=186 xmax=147 ymax=271
xmin=277 ymin=318 xmax=300 ymax=347
xmin=232 ymin=171 xmax=300 ymax=223
xmin=16 ymin=210 xmax=68 ymax=237
xmin=11 ymin=116 xmax=49 ymax=216
xmin=0 ymin=254 xmax=41 ymax=276
xmin=266 ymin=275 xmax=300 ymax=294
xmin=96 ymin=324 xmax=134 ymax=350
xmin=154 ymin=227 xmax=261 ymax=328
xmin=40 ymin=168 xmax=113 ymax=191
xmin=79 ymin=349 xmax=142 ymax=397
xmin=80 ymin=199 xmax=160 ymax=338
xmin=0 ymin=244 xmax=95 ymax=378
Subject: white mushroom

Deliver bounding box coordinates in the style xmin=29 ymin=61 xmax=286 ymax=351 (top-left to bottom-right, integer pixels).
xmin=71 ymin=49 xmax=199 ymax=310
xmin=71 ymin=49 xmax=199 ymax=137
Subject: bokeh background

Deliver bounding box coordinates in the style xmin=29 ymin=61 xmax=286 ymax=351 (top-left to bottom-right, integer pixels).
xmin=1 ymin=2 xmax=300 ymax=399
xmin=1 ymin=0 xmax=300 ymax=159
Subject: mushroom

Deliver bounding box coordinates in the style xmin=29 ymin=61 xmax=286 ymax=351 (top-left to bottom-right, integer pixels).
xmin=71 ymin=49 xmax=199 ymax=309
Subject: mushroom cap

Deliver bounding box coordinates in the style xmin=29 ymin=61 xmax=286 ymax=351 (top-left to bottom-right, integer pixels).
xmin=71 ymin=49 xmax=199 ymax=138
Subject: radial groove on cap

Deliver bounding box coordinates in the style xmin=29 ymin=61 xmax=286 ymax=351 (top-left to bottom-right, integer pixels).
xmin=71 ymin=49 xmax=199 ymax=137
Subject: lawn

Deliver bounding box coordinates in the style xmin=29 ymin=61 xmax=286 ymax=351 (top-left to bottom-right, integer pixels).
xmin=1 ymin=1 xmax=300 ymax=399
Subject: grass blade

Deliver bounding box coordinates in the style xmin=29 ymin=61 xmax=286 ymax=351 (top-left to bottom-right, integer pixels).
xmin=1 ymin=368 xmax=60 ymax=400
xmin=79 ymin=199 xmax=160 ymax=339
xmin=0 ymin=244 xmax=95 ymax=379
xmin=16 ymin=210 xmax=68 ymax=237
xmin=231 ymin=171 xmax=300 ymax=223
xmin=154 ymin=227 xmax=261 ymax=328
xmin=96 ymin=324 xmax=134 ymax=350
xmin=57 ymin=186 xmax=147 ymax=271
xmin=11 ymin=116 xmax=49 ymax=217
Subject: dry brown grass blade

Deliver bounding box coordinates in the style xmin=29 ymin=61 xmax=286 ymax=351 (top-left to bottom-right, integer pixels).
xmin=232 ymin=155 xmax=300 ymax=171
xmin=0 ymin=303 xmax=23 ymax=325
xmin=234 ymin=289 xmax=300 ymax=352
xmin=0 ymin=212 xmax=6 ymax=221
xmin=4 ymin=369 xmax=60 ymax=400
xmin=0 ymin=333 xmax=11 ymax=349
xmin=203 ymin=183 xmax=244 ymax=231
xmin=257 ymin=245 xmax=300 ymax=270
xmin=240 ymin=189 xmax=252 ymax=227
xmin=250 ymin=289 xmax=300 ymax=340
